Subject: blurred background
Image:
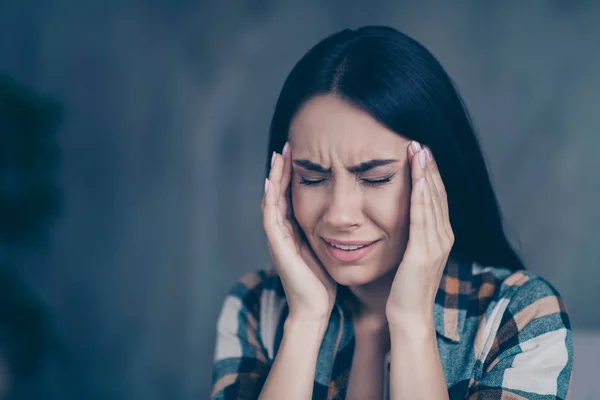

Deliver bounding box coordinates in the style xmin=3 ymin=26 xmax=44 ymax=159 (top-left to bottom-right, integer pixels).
xmin=0 ymin=1 xmax=599 ymax=399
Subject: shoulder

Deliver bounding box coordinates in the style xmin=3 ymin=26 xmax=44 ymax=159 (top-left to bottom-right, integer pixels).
xmin=218 ymin=268 xmax=286 ymax=322
xmin=462 ymin=266 xmax=573 ymax=397
xmin=216 ymin=269 xmax=287 ymax=361
xmin=225 ymin=268 xmax=283 ymax=299
xmin=467 ymin=264 xmax=572 ymax=364
xmin=469 ymin=264 xmax=569 ymax=322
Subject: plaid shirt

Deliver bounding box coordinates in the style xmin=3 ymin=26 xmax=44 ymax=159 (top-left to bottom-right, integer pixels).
xmin=211 ymin=260 xmax=573 ymax=399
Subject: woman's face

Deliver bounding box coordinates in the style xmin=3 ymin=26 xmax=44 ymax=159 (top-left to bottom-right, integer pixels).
xmin=289 ymin=94 xmax=413 ymax=287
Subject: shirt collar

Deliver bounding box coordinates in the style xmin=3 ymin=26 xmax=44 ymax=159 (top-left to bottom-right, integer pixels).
xmin=333 ymin=258 xmax=472 ymax=343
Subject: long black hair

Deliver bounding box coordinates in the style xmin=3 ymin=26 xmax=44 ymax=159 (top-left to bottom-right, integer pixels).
xmin=266 ymin=26 xmax=524 ymax=271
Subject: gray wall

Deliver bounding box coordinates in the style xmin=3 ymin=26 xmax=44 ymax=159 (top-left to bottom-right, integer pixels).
xmin=0 ymin=1 xmax=598 ymax=398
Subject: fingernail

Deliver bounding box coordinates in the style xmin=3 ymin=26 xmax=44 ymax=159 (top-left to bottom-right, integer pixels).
xmin=264 ymin=178 xmax=270 ymax=193
xmin=425 ymin=147 xmax=433 ymax=161
xmin=282 ymin=142 xmax=289 ymax=157
xmin=419 ymin=150 xmax=426 ymax=168
xmin=411 ymin=141 xmax=422 ymax=152
xmin=271 ymin=151 xmax=276 ymax=167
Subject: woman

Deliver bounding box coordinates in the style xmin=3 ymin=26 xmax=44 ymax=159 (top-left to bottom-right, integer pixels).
xmin=211 ymin=26 xmax=573 ymax=400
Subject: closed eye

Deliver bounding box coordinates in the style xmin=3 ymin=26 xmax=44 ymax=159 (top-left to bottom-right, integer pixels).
xmin=299 ymin=174 xmax=395 ymax=187
xmin=361 ymin=175 xmax=394 ymax=186
xmin=299 ymin=177 xmax=326 ymax=186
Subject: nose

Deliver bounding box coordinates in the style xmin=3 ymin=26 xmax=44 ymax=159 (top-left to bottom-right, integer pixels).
xmin=322 ymin=179 xmax=363 ymax=231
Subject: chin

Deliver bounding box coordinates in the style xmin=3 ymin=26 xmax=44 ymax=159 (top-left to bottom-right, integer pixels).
xmin=325 ymin=263 xmax=384 ymax=287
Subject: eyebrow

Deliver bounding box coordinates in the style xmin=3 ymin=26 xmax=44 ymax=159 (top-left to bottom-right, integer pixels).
xmin=293 ymin=159 xmax=398 ymax=174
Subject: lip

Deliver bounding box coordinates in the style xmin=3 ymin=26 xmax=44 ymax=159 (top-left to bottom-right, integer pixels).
xmin=322 ymin=237 xmax=377 ymax=246
xmin=322 ymin=237 xmax=380 ymax=263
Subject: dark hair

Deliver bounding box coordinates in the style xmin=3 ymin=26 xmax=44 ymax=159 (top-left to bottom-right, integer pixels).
xmin=266 ymin=26 xmax=524 ymax=271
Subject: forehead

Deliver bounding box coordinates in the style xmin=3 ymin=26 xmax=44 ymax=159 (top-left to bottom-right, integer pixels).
xmin=288 ymin=95 xmax=409 ymax=161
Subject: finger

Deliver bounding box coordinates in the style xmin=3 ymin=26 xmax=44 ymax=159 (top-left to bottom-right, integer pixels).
xmin=263 ymin=153 xmax=284 ymax=238
xmin=425 ymin=147 xmax=452 ymax=239
xmin=408 ymin=148 xmax=427 ymax=247
xmin=421 ymin=156 xmax=437 ymax=250
xmin=262 ymin=151 xmax=277 ymax=212
xmin=424 ymin=148 xmax=444 ymax=237
xmin=407 ymin=140 xmax=421 ymax=164
xmin=409 ymin=142 xmax=427 ymax=187
xmin=286 ymin=182 xmax=294 ymax=222
xmin=408 ymin=177 xmax=426 ymax=247
xmin=279 ymin=142 xmax=292 ymax=218
xmin=270 ymin=152 xmax=284 ymax=194
xmin=289 ymin=211 xmax=304 ymax=241
xmin=272 ymin=154 xmax=286 ymax=228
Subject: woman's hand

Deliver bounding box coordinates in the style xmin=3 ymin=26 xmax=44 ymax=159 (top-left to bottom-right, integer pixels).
xmin=385 ymin=141 xmax=454 ymax=326
xmin=262 ymin=142 xmax=337 ymax=322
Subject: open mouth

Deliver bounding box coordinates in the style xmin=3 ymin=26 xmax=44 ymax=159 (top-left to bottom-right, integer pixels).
xmin=327 ymin=242 xmax=369 ymax=251
xmin=322 ymin=238 xmax=380 ymax=262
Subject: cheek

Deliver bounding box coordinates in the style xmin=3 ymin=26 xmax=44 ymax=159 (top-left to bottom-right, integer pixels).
xmin=365 ymin=183 xmax=411 ymax=233
xmin=291 ymin=182 xmax=321 ymax=230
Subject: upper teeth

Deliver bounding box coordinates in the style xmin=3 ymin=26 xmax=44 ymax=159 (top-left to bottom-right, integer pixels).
xmin=330 ymin=243 xmax=366 ymax=251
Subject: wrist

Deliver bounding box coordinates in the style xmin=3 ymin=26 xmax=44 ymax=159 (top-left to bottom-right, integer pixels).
xmin=386 ymin=300 xmax=434 ymax=327
xmin=285 ymin=313 xmax=330 ymax=339
xmin=387 ymin=313 xmax=435 ymax=339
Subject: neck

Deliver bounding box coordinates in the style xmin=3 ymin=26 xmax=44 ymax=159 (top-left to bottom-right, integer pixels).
xmin=343 ymin=269 xmax=396 ymax=354
xmin=347 ymin=268 xmax=397 ymax=320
